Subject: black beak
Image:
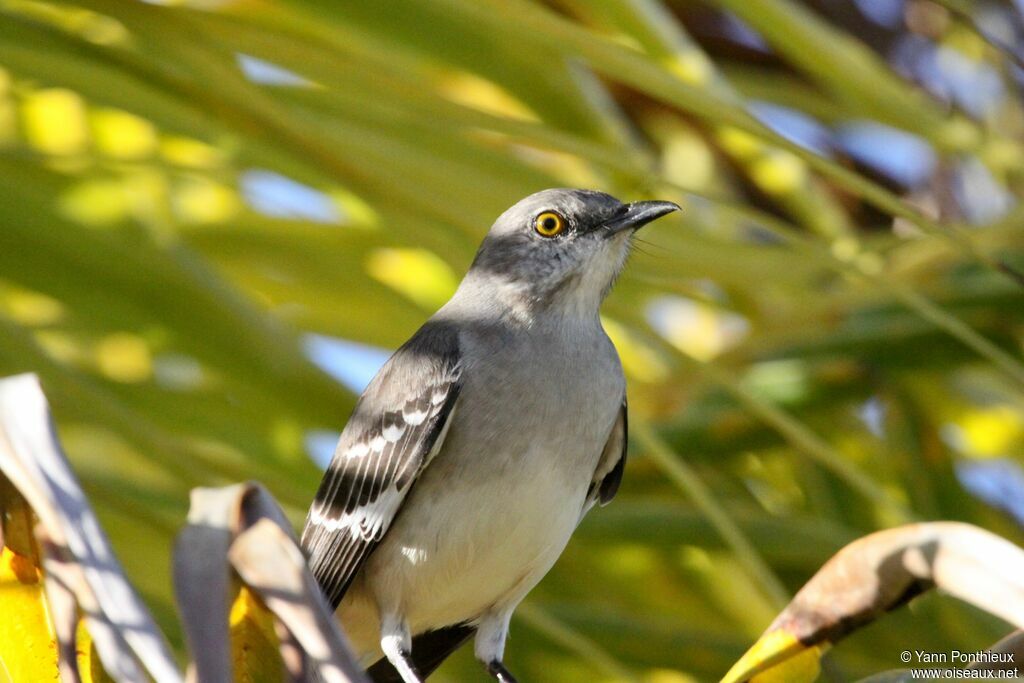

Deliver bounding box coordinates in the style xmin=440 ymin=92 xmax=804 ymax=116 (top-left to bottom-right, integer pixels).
xmin=603 ymin=200 xmax=680 ymax=237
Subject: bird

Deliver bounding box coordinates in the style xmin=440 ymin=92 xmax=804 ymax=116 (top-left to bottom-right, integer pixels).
xmin=301 ymin=188 xmax=679 ymax=683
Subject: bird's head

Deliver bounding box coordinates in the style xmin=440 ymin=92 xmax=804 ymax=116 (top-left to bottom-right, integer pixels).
xmin=464 ymin=188 xmax=679 ymax=319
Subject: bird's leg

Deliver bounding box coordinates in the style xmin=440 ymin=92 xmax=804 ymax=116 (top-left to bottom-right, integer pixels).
xmin=380 ymin=615 xmax=422 ymax=683
xmin=486 ymin=660 xmax=519 ymax=683
xmin=476 ymin=610 xmax=518 ymax=683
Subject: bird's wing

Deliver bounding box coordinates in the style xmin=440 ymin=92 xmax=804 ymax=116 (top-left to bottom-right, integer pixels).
xmin=585 ymin=397 xmax=628 ymax=512
xmin=301 ymin=321 xmax=462 ymax=608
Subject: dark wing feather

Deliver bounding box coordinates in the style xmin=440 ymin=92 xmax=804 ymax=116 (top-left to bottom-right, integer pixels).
xmin=301 ymin=321 xmax=462 ymax=608
xmin=586 ymin=397 xmax=628 ymax=510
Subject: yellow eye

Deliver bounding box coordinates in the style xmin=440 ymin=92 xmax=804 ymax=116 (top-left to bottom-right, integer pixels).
xmin=534 ymin=211 xmax=565 ymax=237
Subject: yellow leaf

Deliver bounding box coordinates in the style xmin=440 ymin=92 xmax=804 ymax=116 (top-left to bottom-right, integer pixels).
xmin=749 ymin=645 xmax=820 ymax=683
xmin=331 ymin=188 xmax=379 ymax=229
xmin=602 ymin=317 xmax=669 ymax=383
xmin=94 ymin=333 xmax=152 ymax=384
xmin=957 ymin=405 xmax=1022 ymax=457
xmin=366 ymin=248 xmax=457 ymax=310
xmin=749 ymin=152 xmax=807 ymax=196
xmin=229 ymin=585 xmax=283 ymax=683
xmin=172 ymin=178 xmax=240 ymax=224
xmin=22 ymin=88 xmax=89 ymax=156
xmin=91 ymin=109 xmax=158 ymax=160
xmin=75 ymin=619 xmax=114 ymax=683
xmin=0 ymin=486 xmax=59 ymax=683
xmin=721 ymin=630 xmax=822 ymax=683
xmin=59 ymin=178 xmax=131 ymax=227
xmin=160 ymin=136 xmax=226 ymax=169
xmin=436 ymin=70 xmax=537 ymax=121
xmin=1 ymin=286 xmax=65 ymax=327
xmin=662 ymin=51 xmax=713 ymax=86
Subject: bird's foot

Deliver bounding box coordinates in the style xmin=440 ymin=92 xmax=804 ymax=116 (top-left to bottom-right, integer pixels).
xmin=389 ymin=648 xmax=423 ymax=683
xmin=382 ymin=625 xmax=424 ymax=683
xmin=486 ymin=660 xmax=519 ymax=683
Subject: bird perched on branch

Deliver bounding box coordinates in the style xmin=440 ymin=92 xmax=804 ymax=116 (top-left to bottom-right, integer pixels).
xmin=302 ymin=189 xmax=679 ymax=682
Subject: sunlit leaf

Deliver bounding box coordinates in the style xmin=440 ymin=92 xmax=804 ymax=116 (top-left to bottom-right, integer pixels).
xmin=723 ymin=523 xmax=1024 ymax=682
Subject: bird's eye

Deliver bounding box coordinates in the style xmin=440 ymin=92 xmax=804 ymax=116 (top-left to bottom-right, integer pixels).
xmin=534 ymin=211 xmax=565 ymax=237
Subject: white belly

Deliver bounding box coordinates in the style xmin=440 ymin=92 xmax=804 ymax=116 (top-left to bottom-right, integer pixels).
xmin=338 ymin=431 xmax=596 ymax=661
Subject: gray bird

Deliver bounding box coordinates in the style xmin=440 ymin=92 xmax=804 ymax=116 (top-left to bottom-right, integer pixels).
xmin=302 ymin=188 xmax=679 ymax=683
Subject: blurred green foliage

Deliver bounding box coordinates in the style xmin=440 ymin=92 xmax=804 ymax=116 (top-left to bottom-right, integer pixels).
xmin=1 ymin=0 xmax=1023 ymax=681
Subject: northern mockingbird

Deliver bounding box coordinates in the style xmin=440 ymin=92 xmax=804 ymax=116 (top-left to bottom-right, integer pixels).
xmin=302 ymin=188 xmax=679 ymax=683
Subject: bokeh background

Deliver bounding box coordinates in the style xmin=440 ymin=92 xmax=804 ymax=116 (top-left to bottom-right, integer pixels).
xmin=2 ymin=0 xmax=1024 ymax=681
